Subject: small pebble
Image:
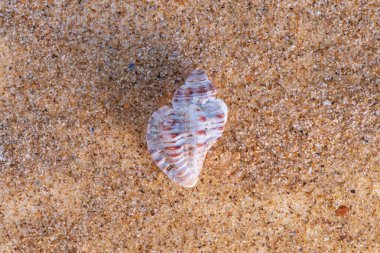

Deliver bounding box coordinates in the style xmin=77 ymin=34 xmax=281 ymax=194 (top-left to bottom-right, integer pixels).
xmin=128 ymin=63 xmax=135 ymax=70
xmin=233 ymin=152 xmax=241 ymax=160
xmin=322 ymin=100 xmax=332 ymax=106
xmin=0 ymin=146 xmax=6 ymax=161
xmin=335 ymin=205 xmax=349 ymax=216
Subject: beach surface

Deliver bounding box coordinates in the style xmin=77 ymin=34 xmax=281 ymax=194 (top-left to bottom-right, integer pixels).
xmin=0 ymin=1 xmax=379 ymax=251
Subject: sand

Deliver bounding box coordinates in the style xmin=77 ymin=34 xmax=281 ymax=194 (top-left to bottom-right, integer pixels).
xmin=0 ymin=0 xmax=379 ymax=252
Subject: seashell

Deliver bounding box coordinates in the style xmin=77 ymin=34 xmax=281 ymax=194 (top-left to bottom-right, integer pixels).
xmin=146 ymin=69 xmax=228 ymax=188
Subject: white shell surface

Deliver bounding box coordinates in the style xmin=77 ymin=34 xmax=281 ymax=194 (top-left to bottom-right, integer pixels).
xmin=146 ymin=70 xmax=228 ymax=188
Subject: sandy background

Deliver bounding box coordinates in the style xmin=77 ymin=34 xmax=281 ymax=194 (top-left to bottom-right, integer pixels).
xmin=0 ymin=0 xmax=379 ymax=252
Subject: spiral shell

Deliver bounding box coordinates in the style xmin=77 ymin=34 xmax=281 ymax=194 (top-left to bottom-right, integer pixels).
xmin=146 ymin=69 xmax=228 ymax=188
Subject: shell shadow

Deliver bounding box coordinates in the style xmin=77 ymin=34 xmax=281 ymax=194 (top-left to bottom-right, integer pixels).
xmin=93 ymin=41 xmax=195 ymax=153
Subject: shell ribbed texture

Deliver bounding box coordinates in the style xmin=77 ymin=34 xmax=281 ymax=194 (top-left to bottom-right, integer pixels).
xmin=146 ymin=70 xmax=228 ymax=188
